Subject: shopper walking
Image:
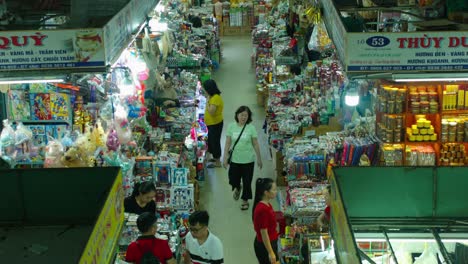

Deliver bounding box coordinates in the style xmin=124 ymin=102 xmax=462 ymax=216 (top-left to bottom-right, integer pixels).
xmin=125 ymin=212 xmax=176 ymax=264
xmin=252 ymin=178 xmax=279 ymax=264
xmin=184 ymin=210 xmax=224 ymax=264
xmin=223 ymin=105 xmax=263 ymax=210
xmin=203 ymin=79 xmax=224 ymax=168
xmin=124 ymin=181 xmax=157 ymax=215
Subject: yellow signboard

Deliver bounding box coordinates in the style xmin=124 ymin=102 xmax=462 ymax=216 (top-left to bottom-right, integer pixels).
xmin=329 ymin=171 xmax=361 ymax=263
xmin=79 ymin=171 xmax=125 ymax=264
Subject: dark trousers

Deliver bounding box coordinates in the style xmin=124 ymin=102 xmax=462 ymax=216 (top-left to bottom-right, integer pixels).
xmin=207 ymin=121 xmax=223 ymax=159
xmin=254 ymin=238 xmax=278 ymax=264
xmin=228 ymin=162 xmax=254 ymax=200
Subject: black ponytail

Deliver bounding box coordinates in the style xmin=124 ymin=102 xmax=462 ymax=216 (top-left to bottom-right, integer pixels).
xmin=252 ymin=178 xmax=274 ymax=220
xmin=131 ymin=181 xmax=156 ymax=198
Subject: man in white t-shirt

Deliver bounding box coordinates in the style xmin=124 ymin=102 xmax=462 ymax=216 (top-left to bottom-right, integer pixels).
xmin=184 ymin=211 xmax=224 ymax=264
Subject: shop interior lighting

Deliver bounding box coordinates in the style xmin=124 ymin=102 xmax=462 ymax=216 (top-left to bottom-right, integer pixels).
xmin=0 ymin=78 xmax=64 ymax=85
xmin=155 ymin=3 xmax=166 ymax=13
xmin=149 ymin=17 xmax=168 ymax=32
xmin=393 ymin=73 xmax=468 ymax=82
xmin=344 ymin=81 xmax=359 ymax=107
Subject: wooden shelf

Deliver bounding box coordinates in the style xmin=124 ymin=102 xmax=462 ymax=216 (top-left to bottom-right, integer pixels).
xmin=441 ymin=110 xmax=468 ymax=115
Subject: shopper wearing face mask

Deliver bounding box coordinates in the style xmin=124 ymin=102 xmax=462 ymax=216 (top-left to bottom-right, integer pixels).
xmin=223 ymin=105 xmax=263 ymax=211
xmin=124 ymin=181 xmax=157 ymax=215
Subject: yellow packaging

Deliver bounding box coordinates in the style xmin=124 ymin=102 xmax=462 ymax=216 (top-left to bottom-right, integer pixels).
xmin=458 ymin=88 xmax=465 ymax=109
xmin=465 ymin=89 xmax=468 ymax=109
xmin=417 ymin=119 xmax=425 ymax=128
xmin=416 ymin=135 xmax=424 ymax=141
xmin=409 ymin=134 xmax=416 ymax=141
xmin=443 ymin=91 xmax=448 ymax=110
xmin=423 ymin=135 xmax=430 ymax=141
xmin=424 ymin=120 xmax=431 ymax=128
xmin=428 ymin=127 xmax=434 ymax=134
xmin=431 ymin=133 xmax=437 ymax=141
xmin=412 ymin=127 xmax=419 ymax=134
xmin=420 ymin=129 xmax=428 ymax=135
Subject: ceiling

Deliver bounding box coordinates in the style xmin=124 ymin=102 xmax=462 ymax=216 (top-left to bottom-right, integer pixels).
xmin=1 ymin=0 xmax=128 ymax=30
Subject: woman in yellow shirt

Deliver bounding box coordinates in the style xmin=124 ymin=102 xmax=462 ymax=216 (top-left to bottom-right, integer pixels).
xmin=203 ymin=79 xmax=224 ymax=168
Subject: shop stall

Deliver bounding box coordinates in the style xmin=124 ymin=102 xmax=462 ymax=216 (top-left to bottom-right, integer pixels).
xmin=320 ymin=0 xmax=468 ymax=168
xmin=323 ymin=166 xmax=468 ymax=264
xmin=0 ymin=0 xmax=221 ymax=262
xmin=0 ymin=167 xmax=124 ymax=264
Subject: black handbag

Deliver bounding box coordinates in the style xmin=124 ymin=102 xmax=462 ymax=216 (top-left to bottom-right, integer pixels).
xmin=227 ymin=124 xmax=247 ymax=164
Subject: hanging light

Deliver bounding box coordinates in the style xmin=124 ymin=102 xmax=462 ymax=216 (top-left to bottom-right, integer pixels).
xmin=345 ymin=81 xmax=359 ymax=107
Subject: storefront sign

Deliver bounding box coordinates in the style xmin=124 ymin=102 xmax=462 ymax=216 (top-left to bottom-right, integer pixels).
xmin=0 ymin=29 xmax=105 ymax=71
xmin=79 ymin=171 xmax=125 ymax=264
xmin=329 ymin=171 xmax=361 ymax=264
xmin=104 ymin=0 xmax=158 ymax=64
xmin=347 ymin=32 xmax=468 ymax=72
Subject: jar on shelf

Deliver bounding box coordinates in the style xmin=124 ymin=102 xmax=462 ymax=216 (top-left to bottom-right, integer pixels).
xmin=386 ymin=129 xmax=394 ymax=143
xmin=428 ymin=92 xmax=438 ymax=102
xmin=397 ymin=89 xmax=406 ymax=100
xmin=441 ymin=132 xmax=449 ymax=142
xmin=394 ymin=129 xmax=402 ymax=142
xmin=395 ymin=100 xmax=404 ymax=113
xmin=411 ymin=102 xmax=420 ymax=113
xmin=409 ymin=92 xmax=420 ymax=102
xmin=420 ymin=101 xmax=430 ymax=113
xmin=388 ymin=100 xmax=396 ymax=114
xmin=379 ymin=97 xmax=387 ymax=112
xmin=419 ymin=92 xmax=428 ymax=102
xmin=395 ymin=116 xmax=404 ymax=129
xmin=429 ymin=101 xmax=438 ymax=113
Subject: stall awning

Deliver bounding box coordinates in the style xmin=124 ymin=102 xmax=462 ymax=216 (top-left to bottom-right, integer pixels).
xmin=320 ymin=0 xmax=468 ymax=75
xmin=0 ymin=0 xmax=158 ymax=78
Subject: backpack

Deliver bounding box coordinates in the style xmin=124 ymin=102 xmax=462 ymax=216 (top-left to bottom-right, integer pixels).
xmin=136 ymin=240 xmax=161 ymax=264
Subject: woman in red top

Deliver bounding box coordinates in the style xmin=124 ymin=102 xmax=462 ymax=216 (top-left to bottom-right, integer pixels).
xmin=317 ymin=185 xmax=331 ymax=227
xmin=252 ymin=178 xmax=278 ymax=264
xmin=125 ymin=212 xmax=176 ymax=264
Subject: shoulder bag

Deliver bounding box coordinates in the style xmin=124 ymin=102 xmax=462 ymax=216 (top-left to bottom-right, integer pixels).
xmin=227 ymin=123 xmax=247 ymax=164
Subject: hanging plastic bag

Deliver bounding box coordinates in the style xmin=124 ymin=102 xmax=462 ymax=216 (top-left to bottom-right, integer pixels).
xmin=1 ymin=119 xmax=16 ymax=158
xmin=413 ymin=246 xmax=439 ymax=264
xmin=308 ymin=21 xmax=332 ymax=52
xmin=44 ymin=138 xmax=64 ymax=168
xmin=14 ymin=122 xmax=33 ymax=161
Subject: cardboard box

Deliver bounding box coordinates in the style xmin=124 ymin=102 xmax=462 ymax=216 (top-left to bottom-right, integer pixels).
xmin=301 ymin=116 xmax=342 ymax=137
xmin=271 ymin=147 xmax=286 ymax=186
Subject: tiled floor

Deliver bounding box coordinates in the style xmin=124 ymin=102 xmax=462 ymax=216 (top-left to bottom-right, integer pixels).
xmin=197 ymin=35 xmax=278 ymax=264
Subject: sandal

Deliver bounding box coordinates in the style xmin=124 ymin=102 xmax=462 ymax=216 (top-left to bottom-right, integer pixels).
xmin=241 ymin=202 xmax=249 ymax=210
xmin=233 ymin=188 xmax=240 ymax=201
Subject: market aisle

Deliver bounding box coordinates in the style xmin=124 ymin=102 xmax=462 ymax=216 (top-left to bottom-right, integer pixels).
xmin=198 ymin=35 xmax=277 ymax=263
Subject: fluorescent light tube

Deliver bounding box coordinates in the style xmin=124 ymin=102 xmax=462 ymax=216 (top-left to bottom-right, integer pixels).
xmin=394 ymin=78 xmax=468 ymax=82
xmin=0 ymin=79 xmax=64 ymax=85
xmin=393 ymin=73 xmax=468 ymax=82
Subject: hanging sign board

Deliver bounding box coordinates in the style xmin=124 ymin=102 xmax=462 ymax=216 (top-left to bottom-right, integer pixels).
xmin=346 ymin=32 xmax=468 ymax=72
xmin=0 ymin=29 xmax=105 ymax=71
xmin=104 ymin=0 xmax=158 ymax=64
xmin=329 ymin=171 xmax=361 ymax=264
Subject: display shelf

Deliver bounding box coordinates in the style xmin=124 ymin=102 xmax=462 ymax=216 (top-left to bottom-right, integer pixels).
xmin=441 ymin=109 xmax=468 ymax=115
xmin=13 ymin=120 xmax=71 ymax=124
